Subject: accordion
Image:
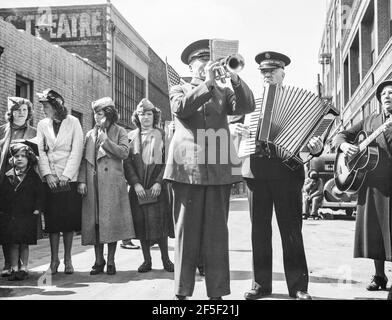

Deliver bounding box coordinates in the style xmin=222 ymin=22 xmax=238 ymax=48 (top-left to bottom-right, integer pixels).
xmin=237 ymin=84 xmax=339 ymax=170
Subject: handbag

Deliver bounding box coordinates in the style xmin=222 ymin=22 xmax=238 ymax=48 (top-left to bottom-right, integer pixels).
xmin=50 ymin=182 xmax=71 ymax=193
xmin=137 ymin=189 xmax=158 ymax=205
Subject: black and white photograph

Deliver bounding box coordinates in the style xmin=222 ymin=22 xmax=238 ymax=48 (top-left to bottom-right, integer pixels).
xmin=0 ymin=0 xmax=391 ymax=311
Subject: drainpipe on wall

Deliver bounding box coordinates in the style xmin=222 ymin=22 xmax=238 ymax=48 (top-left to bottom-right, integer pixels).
xmin=106 ymin=0 xmax=116 ymax=99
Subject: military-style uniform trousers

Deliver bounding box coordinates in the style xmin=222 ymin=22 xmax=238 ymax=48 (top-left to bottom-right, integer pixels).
xmin=246 ymin=176 xmax=309 ymax=296
xmin=170 ymin=182 xmax=232 ymax=298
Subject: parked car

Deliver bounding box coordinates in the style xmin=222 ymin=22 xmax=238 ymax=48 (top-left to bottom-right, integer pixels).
xmin=307 ymin=153 xmax=357 ymax=217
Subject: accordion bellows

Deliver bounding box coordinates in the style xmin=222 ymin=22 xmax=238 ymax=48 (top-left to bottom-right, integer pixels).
xmin=238 ymin=84 xmax=339 ymax=170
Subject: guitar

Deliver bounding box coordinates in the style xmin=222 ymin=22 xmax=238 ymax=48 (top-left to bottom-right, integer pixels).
xmin=334 ymin=117 xmax=392 ymax=193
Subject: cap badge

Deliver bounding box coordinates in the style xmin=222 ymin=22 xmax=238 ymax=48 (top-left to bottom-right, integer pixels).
xmin=265 ymin=53 xmax=271 ymax=59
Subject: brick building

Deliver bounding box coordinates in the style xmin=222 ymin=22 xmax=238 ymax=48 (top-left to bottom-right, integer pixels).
xmin=319 ymin=0 xmax=392 ymax=150
xmin=0 ymin=3 xmax=171 ymax=129
xmin=0 ymin=18 xmax=111 ymax=133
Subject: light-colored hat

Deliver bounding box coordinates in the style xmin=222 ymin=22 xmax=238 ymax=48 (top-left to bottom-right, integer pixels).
xmin=136 ymin=98 xmax=155 ymax=113
xmin=7 ymin=97 xmax=33 ymax=112
xmin=92 ymin=97 xmax=116 ymax=112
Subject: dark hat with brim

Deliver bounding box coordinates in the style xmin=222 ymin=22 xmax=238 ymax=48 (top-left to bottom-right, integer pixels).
xmin=376 ymin=80 xmax=392 ymax=103
xmin=37 ymin=89 xmax=64 ymax=105
xmin=255 ymin=51 xmax=291 ymax=70
xmin=181 ymin=39 xmax=210 ymax=65
xmin=10 ymin=138 xmax=39 ymax=157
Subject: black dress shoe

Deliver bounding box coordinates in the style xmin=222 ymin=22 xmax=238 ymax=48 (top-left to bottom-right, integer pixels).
xmin=107 ymin=264 xmax=116 ymax=275
xmin=90 ymin=261 xmax=106 ymax=275
xmin=162 ymin=259 xmax=174 ymax=272
xmin=244 ymin=287 xmax=272 ymax=300
xmin=209 ymin=297 xmax=223 ymax=300
xmin=138 ymin=261 xmax=152 ymax=273
xmin=173 ymin=295 xmax=188 ymax=300
xmin=295 ymin=291 xmax=312 ymax=300
xmin=366 ymin=275 xmax=388 ymax=291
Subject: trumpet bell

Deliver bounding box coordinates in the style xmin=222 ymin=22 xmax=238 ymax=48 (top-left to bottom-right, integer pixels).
xmin=226 ymin=54 xmax=245 ymax=73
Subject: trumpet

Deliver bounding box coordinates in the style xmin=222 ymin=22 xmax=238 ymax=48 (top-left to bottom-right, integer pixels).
xmin=214 ymin=54 xmax=245 ymax=83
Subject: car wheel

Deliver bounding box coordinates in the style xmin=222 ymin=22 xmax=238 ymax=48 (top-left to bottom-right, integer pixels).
xmin=346 ymin=208 xmax=353 ymax=216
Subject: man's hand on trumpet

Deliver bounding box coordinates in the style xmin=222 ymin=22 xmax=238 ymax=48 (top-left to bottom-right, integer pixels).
xmin=204 ymin=60 xmax=219 ymax=87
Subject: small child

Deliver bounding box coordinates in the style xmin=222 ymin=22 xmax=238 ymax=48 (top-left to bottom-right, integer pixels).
xmin=0 ymin=141 xmax=44 ymax=281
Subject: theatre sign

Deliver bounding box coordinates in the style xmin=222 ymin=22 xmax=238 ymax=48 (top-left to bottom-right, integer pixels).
xmin=0 ymin=5 xmax=107 ymax=42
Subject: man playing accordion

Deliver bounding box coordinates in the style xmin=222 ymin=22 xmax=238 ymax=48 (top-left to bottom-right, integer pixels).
xmin=229 ymin=51 xmax=323 ymax=300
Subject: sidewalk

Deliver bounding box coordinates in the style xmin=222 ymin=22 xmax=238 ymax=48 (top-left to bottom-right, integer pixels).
xmin=0 ymin=198 xmax=390 ymax=300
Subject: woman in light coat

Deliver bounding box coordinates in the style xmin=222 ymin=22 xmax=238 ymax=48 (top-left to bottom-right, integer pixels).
xmin=36 ymin=89 xmax=84 ymax=275
xmin=78 ymin=97 xmax=135 ymax=276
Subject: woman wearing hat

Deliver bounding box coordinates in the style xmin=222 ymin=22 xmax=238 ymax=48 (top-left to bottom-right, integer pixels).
xmin=0 ymin=97 xmax=37 ymax=277
xmin=124 ymin=99 xmax=174 ymax=274
xmin=335 ymin=80 xmax=392 ymax=300
xmin=78 ymin=97 xmax=135 ymax=276
xmin=36 ymin=89 xmax=84 ymax=275
xmin=0 ymin=142 xmax=44 ymax=281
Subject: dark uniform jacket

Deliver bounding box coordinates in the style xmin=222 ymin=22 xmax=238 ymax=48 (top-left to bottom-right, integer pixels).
xmin=164 ymin=77 xmax=255 ymax=185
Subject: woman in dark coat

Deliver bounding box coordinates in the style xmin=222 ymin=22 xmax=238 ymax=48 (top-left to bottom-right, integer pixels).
xmin=334 ymin=80 xmax=392 ymax=299
xmin=0 ymin=97 xmax=37 ymax=277
xmin=124 ymin=98 xmax=174 ymax=273
xmin=0 ymin=142 xmax=44 ymax=281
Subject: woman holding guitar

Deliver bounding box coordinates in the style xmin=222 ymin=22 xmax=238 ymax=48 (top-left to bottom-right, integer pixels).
xmin=335 ymin=80 xmax=392 ymax=300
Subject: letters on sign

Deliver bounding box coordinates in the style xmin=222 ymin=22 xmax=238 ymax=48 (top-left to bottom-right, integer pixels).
xmin=0 ymin=6 xmax=106 ymax=41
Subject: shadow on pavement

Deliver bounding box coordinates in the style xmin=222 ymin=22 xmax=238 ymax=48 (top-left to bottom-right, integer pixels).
xmin=0 ymin=287 xmax=46 ymax=298
xmin=229 ymin=270 xmax=360 ymax=285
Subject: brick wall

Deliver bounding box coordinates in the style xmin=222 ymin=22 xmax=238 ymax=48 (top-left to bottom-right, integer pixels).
xmin=60 ymin=43 xmax=107 ymax=70
xmin=0 ymin=19 xmax=111 ymax=134
xmin=148 ymin=48 xmax=171 ymax=124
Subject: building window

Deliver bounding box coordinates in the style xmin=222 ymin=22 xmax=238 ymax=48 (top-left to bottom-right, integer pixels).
xmin=361 ymin=1 xmax=375 ymax=78
xmin=343 ymin=57 xmax=350 ymax=105
xmin=115 ymin=59 xmax=145 ymax=128
xmin=16 ymin=75 xmax=33 ymax=101
xmin=16 ymin=75 xmax=34 ymax=125
xmin=71 ymin=110 xmax=83 ymax=126
xmin=349 ymin=33 xmax=360 ymax=95
xmin=390 ymin=0 xmax=392 ymax=36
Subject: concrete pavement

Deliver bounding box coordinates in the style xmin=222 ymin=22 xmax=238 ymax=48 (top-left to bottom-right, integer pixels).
xmin=0 ymin=198 xmax=391 ymax=300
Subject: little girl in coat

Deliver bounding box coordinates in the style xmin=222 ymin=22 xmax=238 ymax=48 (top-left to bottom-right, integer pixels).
xmin=0 ymin=141 xmax=44 ymax=281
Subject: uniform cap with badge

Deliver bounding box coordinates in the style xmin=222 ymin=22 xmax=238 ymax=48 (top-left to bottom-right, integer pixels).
xmin=181 ymin=39 xmax=210 ymax=65
xmin=255 ymin=51 xmax=291 ymax=70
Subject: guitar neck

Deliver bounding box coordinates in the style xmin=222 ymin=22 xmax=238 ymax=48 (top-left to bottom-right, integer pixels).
xmin=359 ymin=120 xmax=390 ymax=152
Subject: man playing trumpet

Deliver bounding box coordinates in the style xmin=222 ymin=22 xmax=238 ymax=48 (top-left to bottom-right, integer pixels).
xmin=164 ymin=39 xmax=255 ymax=300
